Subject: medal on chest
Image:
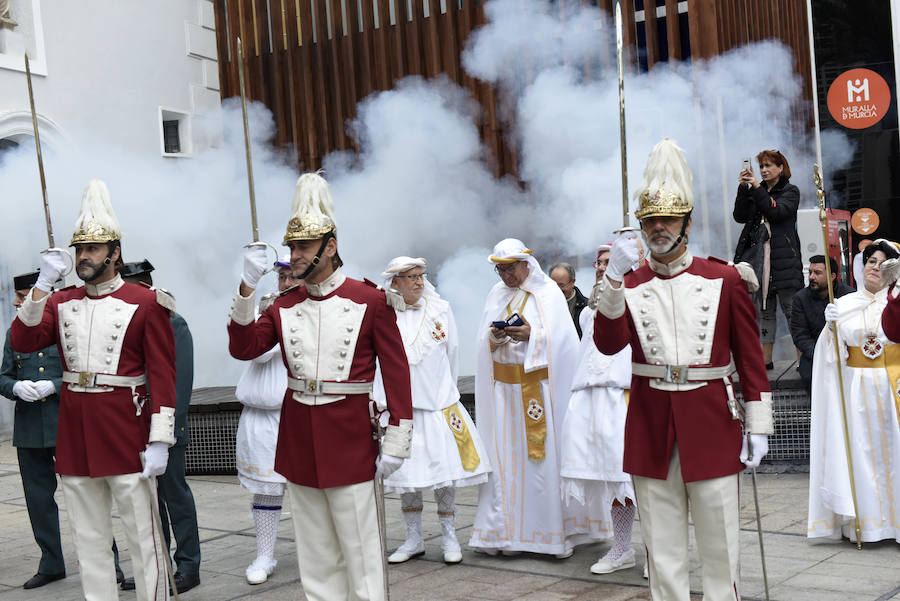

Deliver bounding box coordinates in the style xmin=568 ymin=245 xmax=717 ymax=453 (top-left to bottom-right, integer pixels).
xmin=431 ymin=320 xmax=447 ymax=342
xmin=861 ymin=335 xmax=883 ymax=359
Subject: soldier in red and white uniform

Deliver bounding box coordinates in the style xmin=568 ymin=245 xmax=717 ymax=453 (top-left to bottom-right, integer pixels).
xmin=592 ymin=140 xmax=773 ymax=601
xmin=11 ymin=180 xmax=176 ymax=601
xmin=228 ymin=173 xmax=413 ymax=601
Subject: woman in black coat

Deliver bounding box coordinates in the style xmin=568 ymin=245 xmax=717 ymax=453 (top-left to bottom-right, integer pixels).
xmin=733 ymin=150 xmax=804 ymax=368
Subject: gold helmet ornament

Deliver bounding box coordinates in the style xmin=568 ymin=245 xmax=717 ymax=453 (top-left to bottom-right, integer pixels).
xmin=70 ymin=179 xmax=122 ymax=245
xmin=283 ymin=172 xmax=337 ymax=244
xmin=634 ymin=138 xmax=694 ymax=221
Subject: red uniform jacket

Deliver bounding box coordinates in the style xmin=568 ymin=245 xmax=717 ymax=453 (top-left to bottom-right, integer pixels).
xmin=594 ymin=255 xmax=771 ymax=482
xmin=228 ymin=275 xmax=412 ymax=489
xmin=11 ymin=281 xmax=176 ymax=477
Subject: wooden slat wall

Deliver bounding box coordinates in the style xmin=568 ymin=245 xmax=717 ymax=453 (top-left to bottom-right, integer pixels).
xmin=214 ymin=0 xmax=814 ymax=176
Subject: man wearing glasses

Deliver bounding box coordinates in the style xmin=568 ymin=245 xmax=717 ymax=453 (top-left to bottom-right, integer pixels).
xmin=469 ymin=239 xmax=592 ymax=558
xmin=375 ymin=257 xmax=490 ymax=565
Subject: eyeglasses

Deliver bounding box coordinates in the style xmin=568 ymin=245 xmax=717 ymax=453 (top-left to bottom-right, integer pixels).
xmin=494 ymin=262 xmax=520 ymax=274
xmin=394 ymin=273 xmax=427 ymax=282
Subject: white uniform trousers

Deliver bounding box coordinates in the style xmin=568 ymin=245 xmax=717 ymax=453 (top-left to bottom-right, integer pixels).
xmin=61 ymin=473 xmax=169 ymax=601
xmin=287 ymin=480 xmax=384 ymax=601
xmin=632 ymin=445 xmax=741 ymax=601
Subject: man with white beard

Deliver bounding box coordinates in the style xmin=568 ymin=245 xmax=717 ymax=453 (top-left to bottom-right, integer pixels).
xmin=592 ymin=139 xmax=773 ymax=601
xmin=469 ymin=238 xmax=592 ymax=557
xmin=560 ymin=244 xmax=639 ymax=576
xmin=374 ymin=257 xmax=490 ymax=565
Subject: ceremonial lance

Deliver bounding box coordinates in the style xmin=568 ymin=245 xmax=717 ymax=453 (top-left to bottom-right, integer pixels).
xmin=614 ymin=0 xmax=629 ymax=228
xmin=806 ymin=0 xmax=862 ymax=549
xmin=236 ymin=38 xmax=260 ymax=243
xmin=24 ymin=54 xmax=55 ymax=248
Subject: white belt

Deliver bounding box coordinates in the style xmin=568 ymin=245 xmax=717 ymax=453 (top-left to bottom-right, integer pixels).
xmin=287 ymin=377 xmax=373 ymax=402
xmin=63 ymin=371 xmax=147 ymax=389
xmin=631 ymin=361 xmax=735 ymax=384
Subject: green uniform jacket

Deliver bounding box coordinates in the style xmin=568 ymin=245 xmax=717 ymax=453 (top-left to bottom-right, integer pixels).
xmin=0 ymin=329 xmax=62 ymax=448
xmin=172 ymin=313 xmax=194 ymax=446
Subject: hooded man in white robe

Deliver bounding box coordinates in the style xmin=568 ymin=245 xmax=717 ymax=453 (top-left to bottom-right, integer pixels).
xmin=468 ymin=238 xmax=590 ymax=557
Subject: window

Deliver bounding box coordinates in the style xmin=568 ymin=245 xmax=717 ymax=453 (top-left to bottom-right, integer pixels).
xmin=158 ymin=108 xmax=191 ymax=157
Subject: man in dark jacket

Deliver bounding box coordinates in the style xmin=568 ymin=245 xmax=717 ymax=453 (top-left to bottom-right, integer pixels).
xmin=550 ymin=262 xmax=589 ymax=338
xmin=734 ymin=150 xmax=804 ymax=368
xmin=120 ymin=260 xmax=201 ymax=594
xmin=0 ymin=272 xmax=66 ymax=589
xmin=789 ymin=255 xmax=854 ymax=394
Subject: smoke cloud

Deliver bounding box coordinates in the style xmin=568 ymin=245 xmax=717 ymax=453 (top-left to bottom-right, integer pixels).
xmin=0 ymin=0 xmax=854 ymax=384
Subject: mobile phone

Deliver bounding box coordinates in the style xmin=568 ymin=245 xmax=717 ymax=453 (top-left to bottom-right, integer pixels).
xmin=741 ymin=158 xmax=752 ymax=174
xmin=491 ymin=320 xmax=508 ymax=329
xmin=506 ymin=313 xmax=524 ymax=327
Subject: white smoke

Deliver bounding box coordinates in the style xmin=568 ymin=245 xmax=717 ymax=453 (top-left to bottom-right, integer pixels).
xmin=0 ymin=0 xmax=855 ymax=382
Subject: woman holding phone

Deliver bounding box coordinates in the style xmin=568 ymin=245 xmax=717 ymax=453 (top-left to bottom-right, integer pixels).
xmin=733 ymin=150 xmax=804 ymax=369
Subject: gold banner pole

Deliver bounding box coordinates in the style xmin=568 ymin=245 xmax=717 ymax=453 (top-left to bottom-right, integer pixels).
xmin=236 ymin=38 xmax=260 ymax=243
xmin=806 ymin=0 xmax=862 ymax=549
xmin=614 ymin=0 xmax=629 ymax=228
xmin=24 ymin=54 xmax=55 ymax=248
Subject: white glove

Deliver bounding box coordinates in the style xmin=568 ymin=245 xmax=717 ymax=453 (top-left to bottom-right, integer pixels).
xmin=32 ymin=380 xmax=56 ymax=399
xmin=12 ymin=380 xmax=40 ymax=402
xmin=739 ymin=433 xmax=769 ymax=469
xmin=140 ymin=441 xmax=170 ymax=479
xmin=374 ymin=454 xmax=403 ymax=479
xmin=241 ymin=242 xmax=269 ymax=289
xmin=824 ymin=303 xmax=839 ymax=324
xmin=605 ymin=234 xmax=642 ymax=282
xmin=36 ymin=248 xmax=69 ymax=292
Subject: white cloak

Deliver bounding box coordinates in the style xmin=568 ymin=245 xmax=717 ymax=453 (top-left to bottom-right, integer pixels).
xmin=374 ymin=297 xmax=490 ymax=493
xmin=808 ymin=287 xmax=900 ymax=543
xmin=560 ymin=306 xmax=634 ymax=539
xmin=235 ymin=345 xmax=287 ymax=495
xmin=468 ymin=269 xmax=593 ymax=554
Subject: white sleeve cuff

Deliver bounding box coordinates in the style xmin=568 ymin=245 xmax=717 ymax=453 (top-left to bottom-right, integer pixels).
xmin=380 ymin=419 xmax=413 ymax=458
xmin=595 ymin=275 xmax=626 ymax=319
xmin=17 ymin=291 xmax=49 ymax=327
xmin=745 ymin=392 xmax=774 ymax=435
xmin=148 ymin=406 xmax=176 ymax=445
xmin=230 ymin=289 xmax=256 ymax=326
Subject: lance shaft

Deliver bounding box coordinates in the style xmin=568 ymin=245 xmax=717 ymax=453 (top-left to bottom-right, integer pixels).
xmin=614 ymin=0 xmax=629 ymax=228
xmin=236 ymin=38 xmax=260 ymax=243
xmin=24 ymin=54 xmax=55 ymax=248
xmin=815 ymin=166 xmax=862 ymax=549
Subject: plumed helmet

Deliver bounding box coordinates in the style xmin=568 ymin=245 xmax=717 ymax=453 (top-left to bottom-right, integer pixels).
xmin=283 ymin=173 xmax=337 ymax=244
xmin=634 ymin=138 xmax=694 ymax=220
xmin=70 ymin=179 xmax=122 ymax=245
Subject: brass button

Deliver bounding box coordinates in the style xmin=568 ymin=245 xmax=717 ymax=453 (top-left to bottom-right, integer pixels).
xmin=340 ymin=351 xmax=347 ymax=358
xmin=699 ymin=333 xmax=706 ymax=340
xmin=106 ymin=357 xmax=112 ymax=364
xmin=695 ymin=285 xmax=702 ymax=292
xmin=647 ymin=333 xmax=655 ymax=341
xmin=344 ymin=338 xmax=351 ymax=345
xmin=107 ymin=345 xmax=114 ymax=352
xmin=338 ymin=364 xmax=345 ymax=370
xmin=115 ymin=322 xmax=122 ymax=328
xmin=64 ymin=321 xmax=70 ymax=328
xmin=290 ymin=327 xmax=297 ymax=333
xmin=343 ymin=306 xmax=350 ymax=312
xmin=640 ymin=308 xmax=647 ymax=315
xmin=642 ymin=291 xmax=650 ymax=298
xmin=115 ymin=307 xmax=121 ymax=311
xmin=701 ymin=304 xmax=709 ymax=311
xmin=38 ymin=367 xmax=45 ymax=372
xmin=697 ymin=347 xmax=703 ymax=354
xmin=66 ymin=345 xmax=73 ymax=351
xmin=650 ymin=347 xmax=658 ymax=355
xmin=15 ymin=354 xmax=20 ymax=359
xmin=346 ymin=326 xmax=353 ymax=332
xmin=292 ymin=351 xmax=301 ymax=358
xmin=293 ymin=363 xmax=300 ymax=370
xmin=700 ymin=319 xmax=708 ymax=326
xmin=111 ymin=334 xmax=118 ymax=340
xmin=641 ymin=320 xmax=650 ymax=327
xmin=72 ymin=306 xmax=78 ymax=313
xmin=290 ymin=338 xmax=298 ymax=345
xmin=38 ymin=352 xmax=44 ymax=358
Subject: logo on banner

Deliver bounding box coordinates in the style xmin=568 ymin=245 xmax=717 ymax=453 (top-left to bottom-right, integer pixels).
xmin=851 ymin=208 xmax=879 ymax=235
xmin=827 ymin=68 xmax=891 ymax=129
